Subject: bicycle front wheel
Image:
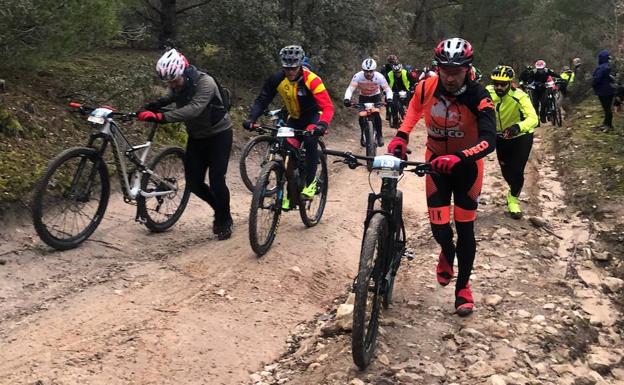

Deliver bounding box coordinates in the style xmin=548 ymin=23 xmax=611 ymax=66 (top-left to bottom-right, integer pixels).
xmin=352 ymin=213 xmax=388 ymax=370
xmin=239 ymin=135 xmax=277 ymax=193
xmin=137 ymin=146 xmax=190 ymax=232
xmin=32 ymin=147 xmax=110 ymax=250
xmin=383 ymin=190 xmax=403 ymax=309
xmin=299 ymin=141 xmax=328 ymax=227
xmin=249 ymin=161 xmax=283 ymax=256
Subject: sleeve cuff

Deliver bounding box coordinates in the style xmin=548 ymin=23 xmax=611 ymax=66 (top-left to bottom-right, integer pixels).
xmin=396 ymin=130 xmax=409 ymax=141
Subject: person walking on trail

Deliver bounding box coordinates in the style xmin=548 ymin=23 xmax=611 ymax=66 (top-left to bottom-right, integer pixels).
xmin=486 ymin=65 xmax=538 ymax=219
xmin=592 ymin=50 xmax=616 ymax=131
xmin=140 ymin=49 xmax=234 ymax=240
xmin=244 ymin=45 xmax=334 ymax=210
xmin=387 ymin=38 xmax=496 ymax=317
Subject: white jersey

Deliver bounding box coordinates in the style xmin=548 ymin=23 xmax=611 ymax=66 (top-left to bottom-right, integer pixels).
xmin=344 ymin=71 xmax=393 ymax=100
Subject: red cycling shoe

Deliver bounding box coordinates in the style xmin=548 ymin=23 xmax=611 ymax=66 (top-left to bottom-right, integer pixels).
xmin=455 ymin=284 xmax=474 ymax=317
xmin=436 ymin=252 xmax=454 ymax=286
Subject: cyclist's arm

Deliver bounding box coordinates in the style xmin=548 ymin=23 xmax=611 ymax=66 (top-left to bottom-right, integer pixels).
xmin=380 ymin=77 xmax=393 ymax=100
xmin=155 ymin=93 xmax=175 ymax=108
xmin=344 ymin=81 xmax=358 ymax=100
xmin=248 ymin=73 xmax=280 ymax=122
xmin=307 ymin=73 xmax=334 ymax=126
xmin=457 ymin=88 xmax=496 ymax=162
xmin=162 ymin=76 xmax=214 ymax=123
xmin=517 ymin=92 xmax=538 ymax=133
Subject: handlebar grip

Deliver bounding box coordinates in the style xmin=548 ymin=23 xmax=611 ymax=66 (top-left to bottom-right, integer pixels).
xmin=69 ymin=102 xmax=82 ymax=108
xmin=323 ymin=149 xmax=349 ymax=157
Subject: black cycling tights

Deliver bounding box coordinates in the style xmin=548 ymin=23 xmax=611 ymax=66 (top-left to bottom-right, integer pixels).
xmin=184 ymin=129 xmax=233 ymax=224
xmin=431 ymin=221 xmax=476 ymax=292
xmin=496 ymin=133 xmax=534 ymax=197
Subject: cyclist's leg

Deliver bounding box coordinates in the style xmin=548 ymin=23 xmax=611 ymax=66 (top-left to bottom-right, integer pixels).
xmin=205 ymin=129 xmax=233 ymax=224
xmin=302 ymin=135 xmax=319 ymax=186
xmin=185 ymin=136 xmax=218 ymax=209
xmin=505 ymin=133 xmax=533 ymax=197
xmin=451 ymin=159 xmax=484 ymax=292
xmin=426 ymin=151 xmax=455 ymax=282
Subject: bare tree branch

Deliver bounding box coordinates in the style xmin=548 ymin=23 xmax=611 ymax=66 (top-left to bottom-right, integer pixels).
xmin=176 ymin=0 xmax=213 ymax=15
xmin=425 ymin=0 xmax=462 ymax=12
xmin=134 ymin=8 xmax=158 ymax=25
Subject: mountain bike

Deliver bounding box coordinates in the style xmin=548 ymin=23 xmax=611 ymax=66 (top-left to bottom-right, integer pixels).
xmin=389 ymin=91 xmax=409 ymax=129
xmin=239 ymin=108 xmax=286 ymax=192
xmin=324 ymin=149 xmax=432 ymax=370
xmin=248 ymin=124 xmax=328 ymax=256
xmin=545 ymin=79 xmax=563 ymax=127
xmin=32 ymin=103 xmax=190 ymax=250
xmin=350 ymin=102 xmax=385 ymax=171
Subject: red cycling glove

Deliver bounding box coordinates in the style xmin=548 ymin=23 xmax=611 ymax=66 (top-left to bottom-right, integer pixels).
xmin=137 ymin=110 xmax=164 ymax=123
xmin=431 ymin=155 xmax=461 ymax=174
xmin=387 ymin=136 xmax=408 ymax=158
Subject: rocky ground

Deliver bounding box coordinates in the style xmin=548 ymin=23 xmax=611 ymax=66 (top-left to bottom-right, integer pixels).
xmin=244 ymin=127 xmax=624 ymax=385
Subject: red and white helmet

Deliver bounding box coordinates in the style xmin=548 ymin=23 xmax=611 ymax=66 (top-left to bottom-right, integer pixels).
xmin=434 ymin=38 xmax=473 ymax=67
xmin=156 ymin=49 xmax=188 ymax=81
xmin=535 ymin=60 xmax=546 ymax=69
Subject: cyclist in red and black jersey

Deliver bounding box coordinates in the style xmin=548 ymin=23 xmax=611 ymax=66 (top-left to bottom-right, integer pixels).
xmin=244 ymin=45 xmax=334 ymax=205
xmin=388 ymin=38 xmax=496 ymax=316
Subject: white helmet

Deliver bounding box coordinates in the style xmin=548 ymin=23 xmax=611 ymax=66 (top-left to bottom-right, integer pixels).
xmin=362 ymin=58 xmax=377 ymax=71
xmin=156 ymin=49 xmax=188 ymax=81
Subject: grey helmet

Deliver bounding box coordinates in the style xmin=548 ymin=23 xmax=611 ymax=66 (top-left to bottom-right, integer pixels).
xmin=279 ymin=45 xmax=305 ymax=68
xmin=362 ymin=58 xmax=377 ymax=71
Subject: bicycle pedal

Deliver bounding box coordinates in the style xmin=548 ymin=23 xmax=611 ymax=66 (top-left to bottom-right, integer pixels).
xmin=403 ymin=250 xmax=415 ymax=261
xmin=135 ymin=214 xmax=147 ymax=224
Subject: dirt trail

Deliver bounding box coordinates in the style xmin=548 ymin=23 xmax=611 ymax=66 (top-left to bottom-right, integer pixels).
xmin=0 ymin=126 xmax=427 ymax=384
xmin=243 ymin=128 xmax=624 ymax=385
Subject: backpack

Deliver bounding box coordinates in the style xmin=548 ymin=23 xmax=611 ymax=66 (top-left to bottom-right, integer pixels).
xmin=198 ymin=68 xmax=232 ymax=112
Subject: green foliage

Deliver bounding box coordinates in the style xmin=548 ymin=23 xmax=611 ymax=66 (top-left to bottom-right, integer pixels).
xmin=0 ymin=107 xmax=23 ymax=136
xmin=0 ymin=0 xmax=121 ymax=69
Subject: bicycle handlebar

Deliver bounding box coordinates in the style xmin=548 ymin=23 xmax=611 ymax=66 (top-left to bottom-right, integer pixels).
xmin=68 ymin=102 xmax=137 ymax=122
xmin=251 ymin=124 xmax=314 ymax=137
xmin=323 ymin=149 xmax=432 ymax=175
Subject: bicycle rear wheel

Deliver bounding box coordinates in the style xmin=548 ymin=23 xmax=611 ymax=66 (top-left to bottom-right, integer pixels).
xmin=299 ymin=141 xmax=328 ymax=227
xmin=32 ymin=147 xmax=110 ymax=250
xmin=137 ymin=146 xmax=190 ymax=232
xmin=239 ymin=135 xmax=276 ymax=193
xmin=365 ymin=123 xmax=376 ymax=171
xmin=352 ymin=213 xmax=388 ymax=370
xmin=249 ymin=161 xmax=283 ymax=256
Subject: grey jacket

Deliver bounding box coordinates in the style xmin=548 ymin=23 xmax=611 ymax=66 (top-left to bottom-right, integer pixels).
xmin=159 ymin=66 xmax=233 ymax=139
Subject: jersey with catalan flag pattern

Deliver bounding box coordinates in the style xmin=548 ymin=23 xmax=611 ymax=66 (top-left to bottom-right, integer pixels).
xmin=396 ymin=75 xmax=496 ymax=163
xmin=249 ymin=67 xmax=334 ymax=127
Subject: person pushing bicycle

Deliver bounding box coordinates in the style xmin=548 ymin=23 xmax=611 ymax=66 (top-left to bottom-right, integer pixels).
xmin=387 ymin=38 xmax=497 ymax=316
xmin=140 ymin=49 xmax=234 ymax=240
xmin=244 ymin=45 xmax=334 ymax=209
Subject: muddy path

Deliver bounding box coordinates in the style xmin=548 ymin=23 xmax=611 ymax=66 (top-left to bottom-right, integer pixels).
xmin=0 ymin=126 xmax=427 ymax=385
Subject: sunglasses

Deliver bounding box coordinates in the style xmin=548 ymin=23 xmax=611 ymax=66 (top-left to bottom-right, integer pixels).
xmin=492 ymin=81 xmax=510 ymax=87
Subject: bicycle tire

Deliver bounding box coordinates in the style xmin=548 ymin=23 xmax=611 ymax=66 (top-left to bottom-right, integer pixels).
xmin=249 ymin=161 xmax=283 ymax=256
xmin=365 ymin=123 xmax=376 ymax=171
xmin=239 ymin=135 xmax=277 ymax=193
xmin=352 ymin=213 xmax=388 ymax=370
xmin=137 ymin=146 xmax=190 ymax=232
xmin=32 ymin=147 xmax=110 ymax=250
xmin=299 ymin=141 xmax=328 ymax=227
xmin=555 ymin=104 xmax=563 ymax=127
xmin=383 ymin=190 xmax=403 ymax=309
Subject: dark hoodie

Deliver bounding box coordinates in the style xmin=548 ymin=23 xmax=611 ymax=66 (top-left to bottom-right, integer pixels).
xmin=592 ymin=50 xmax=615 ymax=97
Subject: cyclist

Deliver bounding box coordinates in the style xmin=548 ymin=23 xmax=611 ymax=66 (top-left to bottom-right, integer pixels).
xmin=387 ymin=62 xmax=412 ymax=128
xmin=560 ymin=65 xmax=575 ymax=96
xmin=518 ymin=65 xmax=534 ymax=91
xmin=418 ymin=60 xmax=438 ymax=82
xmin=471 ymin=66 xmax=483 ymax=82
xmin=243 ymin=45 xmax=334 ymax=209
xmin=383 ymin=54 xmax=400 ymax=82
xmin=486 ymin=65 xmax=538 ymax=219
xmin=344 ymin=58 xmax=394 ymax=147
xmin=529 ymin=60 xmax=560 ymax=123
xmin=387 ymin=38 xmax=496 ymax=317
xmin=140 ymin=48 xmax=234 ymax=240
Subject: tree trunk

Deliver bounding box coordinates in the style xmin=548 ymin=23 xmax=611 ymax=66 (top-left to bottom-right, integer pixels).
xmin=159 ymin=0 xmax=177 ymax=48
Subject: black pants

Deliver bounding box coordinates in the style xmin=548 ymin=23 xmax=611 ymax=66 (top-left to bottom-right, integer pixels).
xmin=184 ymin=129 xmax=233 ymax=224
xmin=530 ymin=87 xmax=547 ymax=121
xmin=358 ymin=94 xmax=382 ymax=141
xmin=496 ymin=133 xmax=534 ymax=197
xmin=598 ymin=95 xmax=614 ymax=128
xmin=287 ymin=117 xmax=320 ymax=186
